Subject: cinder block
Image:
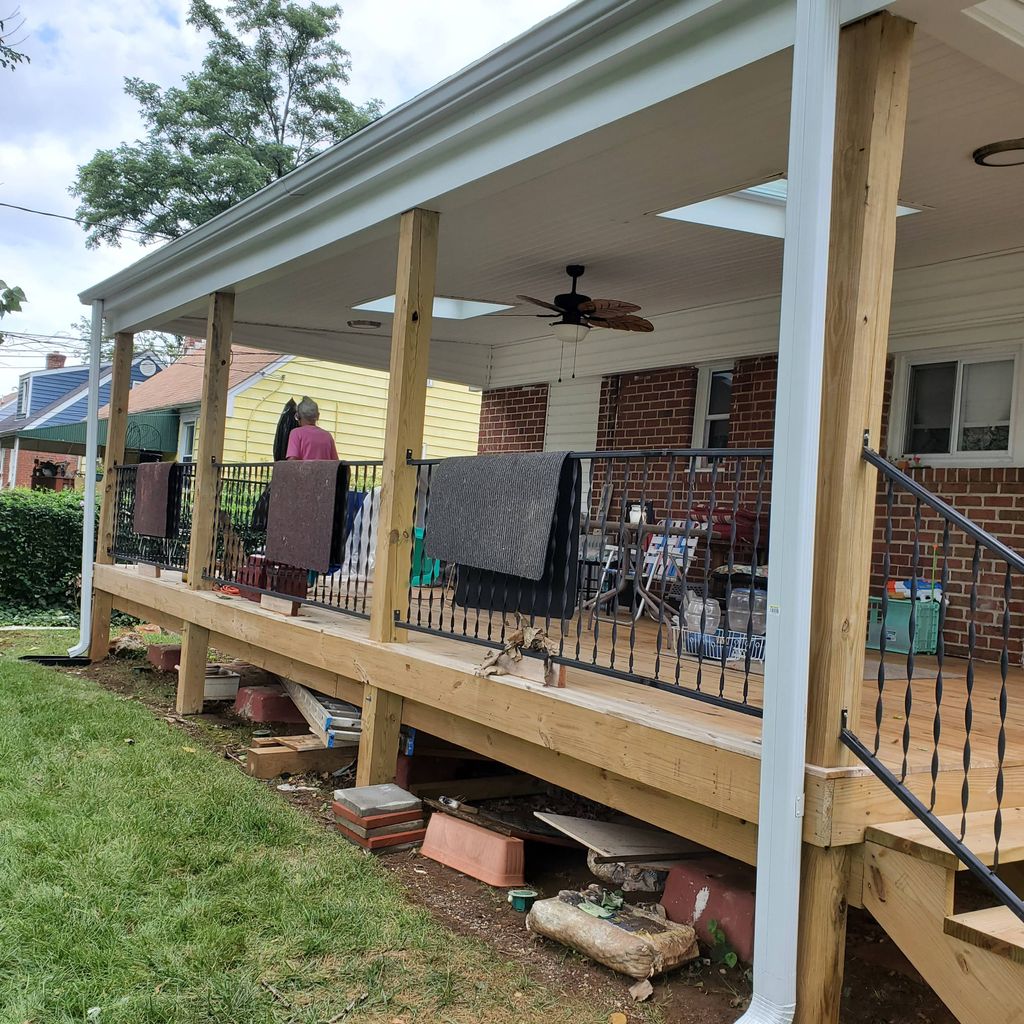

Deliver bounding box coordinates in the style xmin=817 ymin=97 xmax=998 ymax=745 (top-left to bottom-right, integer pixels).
xmin=147 ymin=644 xmax=181 ymax=672
xmin=660 ymin=856 xmax=756 ymax=964
xmin=232 ymin=685 xmax=305 ymax=724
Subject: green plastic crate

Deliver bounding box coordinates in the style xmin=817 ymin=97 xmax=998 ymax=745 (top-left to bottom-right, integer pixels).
xmin=866 ymin=597 xmax=940 ymax=655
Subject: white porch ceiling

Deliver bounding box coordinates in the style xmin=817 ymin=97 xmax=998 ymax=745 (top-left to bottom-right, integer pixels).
xmin=86 ymin=3 xmax=1024 ymax=387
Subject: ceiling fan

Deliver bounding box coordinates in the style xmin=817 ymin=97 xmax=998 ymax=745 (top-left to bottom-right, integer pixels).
xmin=516 ymin=265 xmax=654 ymax=340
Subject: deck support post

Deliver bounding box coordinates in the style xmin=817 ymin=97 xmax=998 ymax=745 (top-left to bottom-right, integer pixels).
xmin=360 ymin=207 xmax=439 ymax=784
xmin=178 ymin=291 xmax=234 ymax=714
xmin=797 ymin=12 xmax=915 ymax=1024
xmin=89 ymin=331 xmax=134 ymax=661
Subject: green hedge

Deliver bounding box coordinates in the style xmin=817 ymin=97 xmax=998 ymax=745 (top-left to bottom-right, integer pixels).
xmin=0 ymin=489 xmax=97 ymax=609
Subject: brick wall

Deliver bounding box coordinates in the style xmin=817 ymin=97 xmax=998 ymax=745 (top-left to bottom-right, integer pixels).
xmin=477 ymin=383 xmax=548 ymax=453
xmin=2 ymin=451 xmax=80 ymax=490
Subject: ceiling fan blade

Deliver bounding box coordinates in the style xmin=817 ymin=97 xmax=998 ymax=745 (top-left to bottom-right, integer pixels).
xmin=587 ymin=315 xmax=654 ymax=333
xmin=515 ymin=294 xmax=564 ymax=313
xmin=578 ymin=298 xmax=641 ymax=316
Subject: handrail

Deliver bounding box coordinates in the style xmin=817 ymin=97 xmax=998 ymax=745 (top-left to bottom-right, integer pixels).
xmin=864 ymin=447 xmax=1024 ymax=575
xmin=408 ymin=446 xmax=774 ymax=465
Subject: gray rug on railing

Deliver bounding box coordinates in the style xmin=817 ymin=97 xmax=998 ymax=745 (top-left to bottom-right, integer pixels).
xmin=133 ymin=461 xmax=179 ymax=538
xmin=424 ymin=451 xmax=569 ymax=579
xmin=265 ymin=460 xmax=349 ymax=573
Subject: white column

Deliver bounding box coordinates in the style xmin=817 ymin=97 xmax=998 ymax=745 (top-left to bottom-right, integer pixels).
xmin=737 ymin=1 xmax=841 ymax=1022
xmin=7 ymin=438 xmax=18 ymax=487
xmin=69 ymin=300 xmax=103 ymax=657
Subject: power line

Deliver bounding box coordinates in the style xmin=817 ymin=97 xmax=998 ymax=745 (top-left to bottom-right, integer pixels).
xmin=0 ymin=201 xmax=173 ymax=240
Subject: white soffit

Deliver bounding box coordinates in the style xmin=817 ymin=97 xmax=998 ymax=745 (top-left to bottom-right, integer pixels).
xmin=964 ymin=0 xmax=1024 ymax=47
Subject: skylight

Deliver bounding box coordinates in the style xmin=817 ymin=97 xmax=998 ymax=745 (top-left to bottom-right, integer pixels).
xmin=354 ymin=295 xmax=513 ymax=319
xmin=658 ymin=179 xmax=921 ymax=238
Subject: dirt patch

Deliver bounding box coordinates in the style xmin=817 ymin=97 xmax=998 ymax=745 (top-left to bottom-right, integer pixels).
xmin=37 ymin=642 xmax=957 ymax=1024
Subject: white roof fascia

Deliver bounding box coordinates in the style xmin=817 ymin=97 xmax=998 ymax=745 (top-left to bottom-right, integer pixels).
xmin=83 ymin=0 xmax=887 ymax=336
xmin=225 ymin=353 xmax=293 ymax=417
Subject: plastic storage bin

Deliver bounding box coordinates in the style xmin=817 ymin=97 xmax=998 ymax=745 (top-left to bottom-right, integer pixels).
xmin=683 ymin=628 xmax=764 ymax=662
xmin=866 ymin=597 xmax=940 ymax=655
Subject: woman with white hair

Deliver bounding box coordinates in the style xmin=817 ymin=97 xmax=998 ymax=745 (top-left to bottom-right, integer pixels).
xmin=285 ymin=396 xmax=338 ymax=461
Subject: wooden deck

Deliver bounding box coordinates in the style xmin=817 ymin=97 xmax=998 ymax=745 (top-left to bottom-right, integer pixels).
xmin=96 ymin=563 xmax=1023 ymax=866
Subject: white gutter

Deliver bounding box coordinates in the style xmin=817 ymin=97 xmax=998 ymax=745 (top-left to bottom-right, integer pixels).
xmin=69 ymin=300 xmax=103 ymax=657
xmin=736 ymin=0 xmax=839 ymax=1022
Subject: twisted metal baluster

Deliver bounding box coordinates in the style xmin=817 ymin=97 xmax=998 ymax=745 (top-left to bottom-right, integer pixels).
xmin=719 ymin=456 xmax=742 ymax=701
xmin=743 ymin=456 xmax=767 ymax=707
xmin=994 ymin=564 xmax=1011 ymax=869
xmin=874 ymin=477 xmax=894 ymax=757
xmin=652 ymin=455 xmax=676 ymax=683
xmin=695 ymin=458 xmax=721 ymax=694
xmin=900 ymin=497 xmax=923 ymax=783
xmin=962 ymin=540 xmax=980 ymax=841
xmin=627 ymin=456 xmax=651 ymax=674
xmin=930 ymin=520 xmax=950 ymax=812
xmin=675 ymin=456 xmax=699 ymax=689
xmin=575 ymin=458 xmax=595 ymax=662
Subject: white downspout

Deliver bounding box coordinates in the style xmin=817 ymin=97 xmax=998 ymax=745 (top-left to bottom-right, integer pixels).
xmin=69 ymin=300 xmax=103 ymax=657
xmin=735 ymin=0 xmax=840 ymax=1022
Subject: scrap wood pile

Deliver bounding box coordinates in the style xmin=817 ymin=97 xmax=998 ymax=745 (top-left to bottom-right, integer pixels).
xmin=245 ymin=679 xmax=362 ymax=779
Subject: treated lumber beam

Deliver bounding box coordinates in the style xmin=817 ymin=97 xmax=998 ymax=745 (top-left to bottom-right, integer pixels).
xmin=355 ymin=685 xmax=404 ymax=787
xmin=363 ymin=207 xmax=439 ymax=784
xmin=369 ymin=207 xmax=439 ymax=645
xmin=176 ymin=622 xmax=210 ymax=715
xmin=808 ymin=11 xmax=915 ymax=768
xmin=89 ymin=331 xmax=134 ymax=661
xmin=93 ymin=566 xmax=781 ymax=833
xmin=798 ymin=15 xmax=915 ymax=1024
xmin=185 ymin=291 xmax=234 ymax=590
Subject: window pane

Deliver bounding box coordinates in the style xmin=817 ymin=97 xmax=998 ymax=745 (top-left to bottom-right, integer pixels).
xmin=958 ymin=360 xmax=1013 ymax=452
xmin=708 ymin=370 xmax=733 ymax=416
xmin=907 ymin=362 xmax=956 ymax=454
xmin=706 ymin=417 xmax=730 ymax=448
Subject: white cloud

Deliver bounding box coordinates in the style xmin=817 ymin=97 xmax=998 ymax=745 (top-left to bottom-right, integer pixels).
xmin=0 ymin=0 xmax=568 ymax=392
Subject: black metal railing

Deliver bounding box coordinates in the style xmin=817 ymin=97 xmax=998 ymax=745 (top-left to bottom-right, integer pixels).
xmin=401 ymin=448 xmax=772 ymax=715
xmin=110 ymin=463 xmax=196 ymax=571
xmin=844 ymin=448 xmax=1024 ymax=922
xmin=206 ymin=460 xmax=382 ymax=618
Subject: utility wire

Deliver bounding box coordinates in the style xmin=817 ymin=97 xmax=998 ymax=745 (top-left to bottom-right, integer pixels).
xmin=0 ymin=201 xmax=173 ymax=240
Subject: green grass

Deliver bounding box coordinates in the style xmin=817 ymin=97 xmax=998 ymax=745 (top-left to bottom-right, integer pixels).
xmin=0 ymin=659 xmax=625 ymax=1024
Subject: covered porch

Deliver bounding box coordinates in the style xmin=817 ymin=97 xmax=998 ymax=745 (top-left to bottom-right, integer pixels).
xmin=79 ymin=2 xmax=1024 ymax=1022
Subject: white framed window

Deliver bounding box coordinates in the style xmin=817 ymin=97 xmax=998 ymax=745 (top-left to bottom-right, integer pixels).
xmin=889 ymin=345 xmax=1024 ymax=466
xmin=16 ymin=379 xmax=29 ymax=418
xmin=692 ymin=363 xmax=734 ymax=452
xmin=178 ymin=419 xmax=197 ymax=463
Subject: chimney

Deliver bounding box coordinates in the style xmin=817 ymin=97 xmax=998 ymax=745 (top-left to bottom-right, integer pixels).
xmin=46 ymin=352 xmax=66 ymax=370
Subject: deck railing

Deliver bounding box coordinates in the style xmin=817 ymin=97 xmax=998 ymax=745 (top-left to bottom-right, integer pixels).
xmin=205 ymin=460 xmax=382 ymax=618
xmin=402 ymin=448 xmax=772 ymax=716
xmin=110 ymin=463 xmax=196 ymax=571
xmin=844 ymin=448 xmax=1024 ymax=921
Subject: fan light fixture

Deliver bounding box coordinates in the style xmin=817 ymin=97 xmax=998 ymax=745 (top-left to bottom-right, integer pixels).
xmin=553 ymin=321 xmax=590 ymax=345
xmin=972 ymin=138 xmax=1024 ymax=167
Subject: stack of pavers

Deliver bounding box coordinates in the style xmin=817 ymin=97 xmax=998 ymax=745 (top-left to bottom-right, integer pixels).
xmin=333 ymin=783 xmax=426 ymax=851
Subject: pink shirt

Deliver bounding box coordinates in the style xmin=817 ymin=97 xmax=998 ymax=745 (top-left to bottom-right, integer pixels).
xmin=286 ymin=424 xmax=339 ymax=461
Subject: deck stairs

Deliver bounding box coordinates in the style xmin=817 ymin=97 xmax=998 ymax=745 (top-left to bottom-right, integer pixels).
xmin=860 ymin=808 xmax=1024 ymax=1024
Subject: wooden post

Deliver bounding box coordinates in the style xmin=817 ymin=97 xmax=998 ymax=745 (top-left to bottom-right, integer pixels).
xmin=89 ymin=331 xmax=134 ymax=661
xmin=177 ymin=291 xmax=234 ymax=714
xmin=185 ymin=290 xmax=234 ymax=591
xmin=361 ymin=208 xmax=438 ymax=784
xmin=807 ymin=11 xmax=914 ymax=767
xmin=797 ymin=13 xmax=915 ymax=1024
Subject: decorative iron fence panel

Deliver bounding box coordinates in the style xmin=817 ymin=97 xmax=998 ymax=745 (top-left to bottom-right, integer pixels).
xmin=402 ymin=448 xmax=772 ymax=716
xmin=206 ymin=460 xmax=382 ymax=619
xmin=845 ymin=448 xmax=1024 ymax=922
xmin=110 ymin=462 xmax=196 ymax=571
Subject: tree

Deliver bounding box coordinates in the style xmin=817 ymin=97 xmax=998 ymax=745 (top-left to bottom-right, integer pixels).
xmin=0 ymin=280 xmax=26 ymax=343
xmin=71 ymin=0 xmax=382 ymax=248
xmin=67 ymin=315 xmax=186 ymax=365
xmin=0 ymin=8 xmax=29 ymax=71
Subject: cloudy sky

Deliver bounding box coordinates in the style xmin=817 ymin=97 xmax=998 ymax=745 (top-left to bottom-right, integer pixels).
xmin=0 ymin=0 xmax=568 ymax=393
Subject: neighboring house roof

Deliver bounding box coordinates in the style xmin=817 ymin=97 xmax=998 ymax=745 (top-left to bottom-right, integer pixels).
xmin=97 ymin=344 xmax=282 ymax=416
xmin=0 ymin=350 xmax=165 ymax=444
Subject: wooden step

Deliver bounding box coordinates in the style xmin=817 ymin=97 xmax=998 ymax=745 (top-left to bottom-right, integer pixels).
xmin=865 ymin=807 xmax=1024 ymax=870
xmin=944 ymin=906 xmax=1024 ymax=966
